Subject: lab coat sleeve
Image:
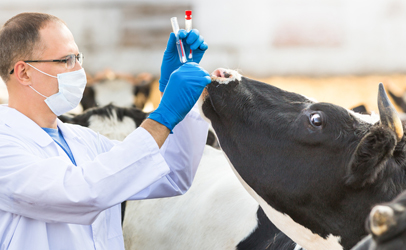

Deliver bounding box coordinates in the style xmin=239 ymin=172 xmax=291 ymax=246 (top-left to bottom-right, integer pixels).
xmin=0 ymin=128 xmax=171 ymax=225
xmin=127 ymin=107 xmax=209 ymax=200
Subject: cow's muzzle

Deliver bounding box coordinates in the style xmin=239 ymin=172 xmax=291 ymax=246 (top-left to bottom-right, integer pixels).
xmin=210 ymin=68 xmax=242 ymax=85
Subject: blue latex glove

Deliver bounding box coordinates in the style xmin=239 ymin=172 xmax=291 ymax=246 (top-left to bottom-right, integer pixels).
xmin=149 ymin=62 xmax=211 ymax=131
xmin=159 ymin=29 xmax=208 ymax=93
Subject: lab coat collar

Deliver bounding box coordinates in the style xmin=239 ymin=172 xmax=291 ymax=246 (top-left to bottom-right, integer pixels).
xmin=56 ymin=116 xmax=92 ymax=165
xmin=56 ymin=118 xmax=80 ymax=140
xmin=0 ymin=105 xmax=59 ymax=147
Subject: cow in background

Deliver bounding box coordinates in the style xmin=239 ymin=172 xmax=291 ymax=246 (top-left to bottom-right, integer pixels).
xmin=201 ymin=68 xmax=406 ymax=250
xmin=81 ymin=69 xmax=155 ymax=113
xmin=59 ymin=104 xmax=297 ymax=250
xmin=351 ymin=190 xmax=406 ymax=250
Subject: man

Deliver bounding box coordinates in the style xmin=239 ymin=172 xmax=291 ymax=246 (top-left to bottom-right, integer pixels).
xmin=0 ymin=12 xmax=211 ymax=250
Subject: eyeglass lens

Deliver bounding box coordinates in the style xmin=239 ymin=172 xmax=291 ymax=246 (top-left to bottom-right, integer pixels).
xmin=67 ymin=53 xmax=84 ymax=69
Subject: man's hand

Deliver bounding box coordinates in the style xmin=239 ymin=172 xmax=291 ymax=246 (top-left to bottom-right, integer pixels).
xmin=159 ymin=29 xmax=208 ymax=93
xmin=148 ymin=62 xmax=211 ymax=132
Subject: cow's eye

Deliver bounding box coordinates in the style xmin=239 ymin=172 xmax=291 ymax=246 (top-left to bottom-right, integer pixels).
xmin=310 ymin=113 xmax=322 ymax=127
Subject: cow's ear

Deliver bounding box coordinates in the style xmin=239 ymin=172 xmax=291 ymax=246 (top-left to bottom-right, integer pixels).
xmin=346 ymin=83 xmax=404 ymax=188
xmin=345 ymin=125 xmax=397 ymax=188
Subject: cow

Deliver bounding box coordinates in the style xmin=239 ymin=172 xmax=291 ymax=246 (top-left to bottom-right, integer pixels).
xmin=199 ymin=68 xmax=406 ymax=250
xmin=59 ymin=104 xmax=301 ymax=250
xmin=351 ymin=190 xmax=406 ymax=250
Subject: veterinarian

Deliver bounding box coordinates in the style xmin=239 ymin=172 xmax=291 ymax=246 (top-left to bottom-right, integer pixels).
xmin=0 ymin=12 xmax=210 ymax=250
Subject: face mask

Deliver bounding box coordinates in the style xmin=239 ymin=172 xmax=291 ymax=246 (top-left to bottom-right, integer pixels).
xmin=27 ymin=63 xmax=87 ymax=116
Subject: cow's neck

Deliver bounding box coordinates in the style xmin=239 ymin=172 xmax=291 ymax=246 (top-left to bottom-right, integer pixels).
xmin=223 ymin=153 xmax=344 ymax=250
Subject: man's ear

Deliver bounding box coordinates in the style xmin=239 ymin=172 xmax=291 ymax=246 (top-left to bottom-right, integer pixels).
xmin=14 ymin=61 xmax=31 ymax=86
xmin=345 ymin=125 xmax=397 ymax=188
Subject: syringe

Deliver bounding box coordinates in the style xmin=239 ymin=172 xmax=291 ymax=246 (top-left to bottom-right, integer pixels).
xmin=170 ymin=17 xmax=187 ymax=64
xmin=185 ymin=10 xmax=193 ymax=61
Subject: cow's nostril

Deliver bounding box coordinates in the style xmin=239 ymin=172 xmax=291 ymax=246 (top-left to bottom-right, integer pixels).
xmin=212 ymin=69 xmax=223 ymax=78
xmin=212 ymin=68 xmax=229 ymax=78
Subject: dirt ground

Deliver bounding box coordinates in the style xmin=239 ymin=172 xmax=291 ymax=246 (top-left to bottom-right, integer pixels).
xmin=148 ymin=74 xmax=406 ymax=114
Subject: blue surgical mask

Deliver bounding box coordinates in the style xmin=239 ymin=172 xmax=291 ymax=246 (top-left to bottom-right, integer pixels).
xmin=27 ymin=63 xmax=87 ymax=116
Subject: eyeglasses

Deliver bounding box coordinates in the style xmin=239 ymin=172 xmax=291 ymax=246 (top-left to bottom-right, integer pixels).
xmin=9 ymin=53 xmax=84 ymax=75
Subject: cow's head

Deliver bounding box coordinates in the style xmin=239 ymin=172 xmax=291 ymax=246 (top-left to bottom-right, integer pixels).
xmin=200 ymin=68 xmax=406 ymax=250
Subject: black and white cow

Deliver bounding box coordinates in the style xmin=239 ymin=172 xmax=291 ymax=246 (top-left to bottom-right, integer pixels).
xmin=200 ymin=68 xmax=406 ymax=250
xmin=351 ymin=190 xmax=406 ymax=250
xmin=60 ymin=104 xmax=300 ymax=250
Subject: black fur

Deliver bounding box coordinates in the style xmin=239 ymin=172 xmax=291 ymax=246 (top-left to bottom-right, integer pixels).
xmin=237 ymin=207 xmax=299 ymax=250
xmin=352 ymin=104 xmax=369 ymax=115
xmin=388 ymin=90 xmax=406 ymax=113
xmin=346 ymin=126 xmax=397 ymax=188
xmin=81 ymin=87 xmax=97 ymax=111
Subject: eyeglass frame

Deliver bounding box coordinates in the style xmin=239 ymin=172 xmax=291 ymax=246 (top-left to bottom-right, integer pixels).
xmin=9 ymin=53 xmax=84 ymax=75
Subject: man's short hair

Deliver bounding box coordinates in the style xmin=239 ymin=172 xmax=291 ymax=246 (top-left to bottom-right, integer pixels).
xmin=0 ymin=12 xmax=65 ymax=83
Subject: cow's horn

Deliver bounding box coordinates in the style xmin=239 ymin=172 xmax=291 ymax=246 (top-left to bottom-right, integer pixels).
xmin=369 ymin=205 xmax=395 ymax=236
xmin=378 ymin=83 xmax=404 ymax=141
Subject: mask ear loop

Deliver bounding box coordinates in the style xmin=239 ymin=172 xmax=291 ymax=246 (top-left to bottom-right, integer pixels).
xmin=26 ymin=63 xmax=57 ymax=98
xmin=26 ymin=63 xmax=58 ymax=78
xmin=29 ymin=85 xmax=49 ymax=98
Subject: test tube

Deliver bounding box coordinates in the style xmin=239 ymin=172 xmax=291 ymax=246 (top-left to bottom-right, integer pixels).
xmin=185 ymin=10 xmax=193 ymax=61
xmin=170 ymin=17 xmax=187 ymax=64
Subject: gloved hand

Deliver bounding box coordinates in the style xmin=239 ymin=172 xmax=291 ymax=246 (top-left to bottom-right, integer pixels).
xmin=159 ymin=29 xmax=208 ymax=93
xmin=148 ymin=62 xmax=211 ymax=131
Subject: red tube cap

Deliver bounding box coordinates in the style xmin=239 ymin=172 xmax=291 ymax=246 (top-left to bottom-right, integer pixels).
xmin=185 ymin=10 xmax=192 ymax=20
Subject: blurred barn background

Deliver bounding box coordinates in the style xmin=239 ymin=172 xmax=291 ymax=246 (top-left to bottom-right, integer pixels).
xmin=1 ymin=0 xmax=406 ymax=114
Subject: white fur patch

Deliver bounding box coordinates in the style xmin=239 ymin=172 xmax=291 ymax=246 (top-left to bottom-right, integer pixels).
xmin=88 ymin=110 xmax=136 ymax=141
xmin=223 ymin=153 xmax=344 ymax=250
xmin=349 ymin=109 xmax=379 ymax=124
xmin=211 ymin=69 xmax=242 ymax=85
xmin=294 ymin=245 xmax=304 ymax=250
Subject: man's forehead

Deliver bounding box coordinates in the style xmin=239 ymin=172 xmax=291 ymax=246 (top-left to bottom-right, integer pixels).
xmin=39 ymin=21 xmax=79 ymax=58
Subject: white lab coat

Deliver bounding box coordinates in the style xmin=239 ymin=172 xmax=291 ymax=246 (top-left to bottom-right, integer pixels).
xmin=0 ymin=105 xmax=208 ymax=250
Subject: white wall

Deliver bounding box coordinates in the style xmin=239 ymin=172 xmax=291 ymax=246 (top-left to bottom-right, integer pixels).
xmin=1 ymin=0 xmax=406 ymax=77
